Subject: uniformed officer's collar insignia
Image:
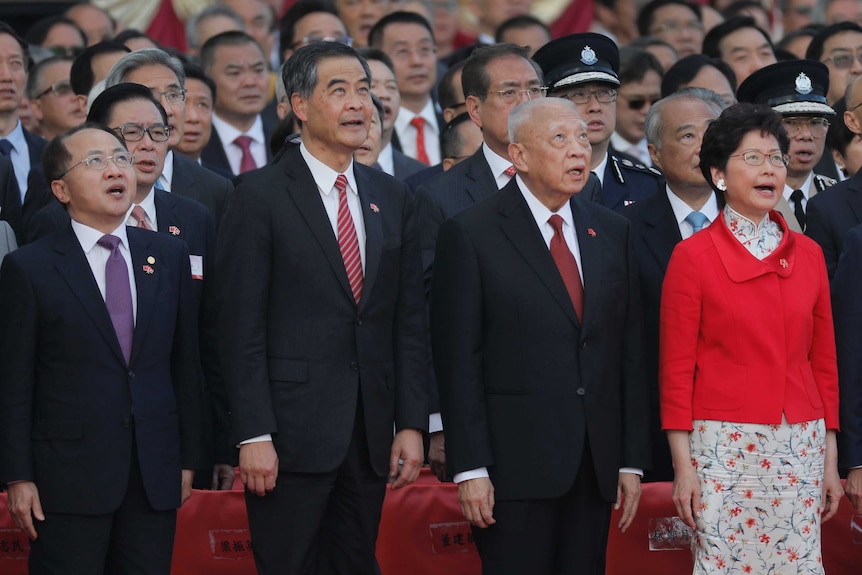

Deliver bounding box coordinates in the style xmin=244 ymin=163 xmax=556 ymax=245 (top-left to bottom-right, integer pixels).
xmin=580 ymin=45 xmax=598 ymax=65
xmin=795 ymin=73 xmax=812 ymax=95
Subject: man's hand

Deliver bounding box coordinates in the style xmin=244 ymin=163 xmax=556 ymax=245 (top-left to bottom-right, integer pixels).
xmin=615 ymin=472 xmax=641 ymax=532
xmin=212 ymin=463 xmax=236 ymax=491
xmin=389 ymin=429 xmax=423 ymax=489
xmin=822 ymin=465 xmax=842 ymax=522
xmin=458 ymin=477 xmax=496 ymax=528
xmin=7 ymin=481 xmax=44 ymax=540
xmin=671 ymin=463 xmax=702 ymax=530
xmin=239 ymin=441 xmax=279 ymax=496
xmin=428 ymin=431 xmax=448 ymax=482
xmin=844 ymin=468 xmax=862 ymax=513
xmin=181 ymin=469 xmax=195 ymax=505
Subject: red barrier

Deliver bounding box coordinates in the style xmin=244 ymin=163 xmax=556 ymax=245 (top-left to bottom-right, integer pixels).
xmin=1 ymin=474 xmax=861 ymax=574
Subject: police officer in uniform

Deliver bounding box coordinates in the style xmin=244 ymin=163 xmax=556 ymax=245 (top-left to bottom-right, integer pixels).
xmin=533 ymin=33 xmax=664 ymax=213
xmin=736 ymin=60 xmax=836 ymax=232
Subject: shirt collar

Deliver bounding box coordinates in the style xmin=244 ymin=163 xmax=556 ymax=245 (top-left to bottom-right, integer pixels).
xmin=378 ymin=142 xmax=394 ymax=176
xmin=3 ymin=120 xmax=25 ymax=153
xmin=299 ymin=141 xmax=358 ymax=197
xmin=159 ymin=150 xmax=174 ymax=191
xmin=592 ymin=152 xmax=609 ymax=187
xmin=212 ymin=113 xmax=266 ymax=146
xmin=394 ymin=99 xmax=439 ymax=135
xmin=516 ymin=174 xmax=574 ymax=230
xmin=782 ymin=171 xmax=814 ymax=201
xmin=482 ymin=142 xmax=513 ymax=180
xmin=71 ymin=219 xmax=130 ymax=254
xmin=126 ymin=188 xmax=157 ymax=227
xmin=666 ymin=186 xmax=719 ymax=227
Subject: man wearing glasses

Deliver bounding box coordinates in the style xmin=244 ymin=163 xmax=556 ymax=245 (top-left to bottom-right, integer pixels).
xmin=27 ymin=56 xmax=86 ymax=142
xmin=636 ymin=0 xmax=704 ymax=58
xmin=278 ymin=0 xmax=350 ymax=62
xmin=737 ymin=61 xmax=837 ymax=233
xmin=611 ymin=47 xmax=664 ymax=167
xmin=534 ymin=33 xmax=664 ymax=213
xmin=0 ymin=121 xmax=205 ymax=574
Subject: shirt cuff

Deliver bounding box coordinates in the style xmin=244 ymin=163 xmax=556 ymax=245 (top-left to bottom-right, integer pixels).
xmin=238 ymin=434 xmax=272 ymax=447
xmin=620 ymin=467 xmax=643 ymax=477
xmin=453 ymin=467 xmax=489 ymax=483
xmin=429 ymin=413 xmax=443 ymax=433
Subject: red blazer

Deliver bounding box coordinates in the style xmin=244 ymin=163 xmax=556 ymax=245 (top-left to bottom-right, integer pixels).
xmin=660 ymin=211 xmax=839 ymax=431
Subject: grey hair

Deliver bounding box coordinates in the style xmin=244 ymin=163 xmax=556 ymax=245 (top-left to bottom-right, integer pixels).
xmin=507 ymin=98 xmax=579 ymax=143
xmin=105 ymin=48 xmax=186 ymax=89
xmin=283 ymin=41 xmax=371 ymax=102
xmin=186 ymin=5 xmax=244 ymax=50
xmin=275 ymin=61 xmax=288 ymax=103
xmin=645 ymin=87 xmax=726 ymax=148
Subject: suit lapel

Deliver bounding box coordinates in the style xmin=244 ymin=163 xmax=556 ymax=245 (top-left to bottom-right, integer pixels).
xmin=128 ymin=229 xmax=156 ymax=364
xmin=845 ymin=172 xmax=862 ymax=223
xmin=643 ymin=192 xmax=683 ymax=271
xmin=571 ymin=196 xmax=601 ymax=332
xmin=355 ymin=167 xmax=382 ymax=309
xmin=497 ymin=181 xmax=580 ymax=327
xmin=153 ymin=189 xmax=182 ymax=237
xmin=52 ymin=226 xmax=126 ymax=365
xmin=465 ymin=152 xmax=499 ymax=204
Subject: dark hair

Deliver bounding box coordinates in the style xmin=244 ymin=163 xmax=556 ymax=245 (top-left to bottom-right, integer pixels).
xmin=279 ymin=0 xmax=340 ymax=57
xmin=182 ymin=62 xmax=217 ymax=101
xmin=637 ymin=0 xmax=701 ymax=37
xmin=201 ymin=31 xmax=264 ymax=72
xmin=699 ymin=102 xmax=789 ymax=192
xmin=775 ymin=26 xmax=818 ymax=54
xmin=619 ymin=47 xmax=664 ymax=84
xmin=87 ymin=82 xmax=169 ymax=126
xmin=70 ymin=42 xmax=130 ymax=96
xmin=283 ymin=41 xmax=370 ymax=103
xmin=661 ymin=54 xmax=738 ymax=98
xmin=441 ymin=112 xmax=474 ymax=160
xmin=702 ymin=16 xmax=773 ymax=59
xmin=494 ymin=15 xmax=550 ymax=43
xmin=438 ymin=59 xmax=466 ymax=110
xmin=462 ymin=43 xmax=541 ymax=100
xmin=0 ymin=21 xmax=31 ymax=71
xmin=24 ymin=16 xmax=86 ymax=48
xmin=368 ymin=11 xmax=434 ymax=48
xmin=806 ymin=21 xmax=862 ymax=61
xmin=827 ymin=97 xmax=854 ymax=156
xmin=722 ymin=0 xmax=769 ymax=21
xmin=114 ymin=29 xmax=157 ymax=48
xmin=357 ymin=47 xmax=395 ymax=75
xmin=43 ymin=122 xmax=127 ymax=182
xmin=628 ymin=35 xmax=678 ymax=55
xmin=370 ymin=91 xmax=384 ymax=123
xmin=26 ymin=55 xmax=74 ymax=99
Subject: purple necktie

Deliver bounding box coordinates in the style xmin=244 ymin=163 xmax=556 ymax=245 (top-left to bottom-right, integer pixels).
xmin=97 ymin=234 xmax=134 ymax=364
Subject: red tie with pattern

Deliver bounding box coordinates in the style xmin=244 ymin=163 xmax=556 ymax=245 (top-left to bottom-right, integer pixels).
xmin=410 ymin=116 xmax=430 ymax=165
xmin=504 ymin=165 xmax=516 ymax=178
xmin=131 ymin=205 xmax=152 ymax=230
xmin=335 ymin=174 xmax=363 ymax=303
xmin=234 ymin=135 xmax=257 ymax=173
xmin=548 ymin=214 xmax=584 ymax=322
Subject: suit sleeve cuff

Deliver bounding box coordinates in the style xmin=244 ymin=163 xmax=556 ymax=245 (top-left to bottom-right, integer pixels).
xmin=453 ymin=467 xmax=489 ymax=483
xmin=429 ymin=412 xmax=443 ymax=433
xmin=238 ymin=434 xmax=272 ymax=447
xmin=620 ymin=467 xmax=643 ymax=477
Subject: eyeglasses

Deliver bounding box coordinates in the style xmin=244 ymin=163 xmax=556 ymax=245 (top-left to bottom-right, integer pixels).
xmin=59 ymin=152 xmax=135 ymax=178
xmin=823 ymin=52 xmax=862 ymax=69
xmin=730 ymin=150 xmax=789 ymax=168
xmin=559 ymin=87 xmax=617 ymax=105
xmin=488 ymin=86 xmax=547 ymax=104
xmin=291 ymin=35 xmax=353 ymax=49
xmin=35 ymin=80 xmax=73 ymax=99
xmin=113 ymin=124 xmax=172 ymax=143
xmin=152 ymin=89 xmax=186 ymax=105
xmin=391 ymin=46 xmax=437 ymax=61
xmin=650 ymin=20 xmax=703 ymax=35
xmin=782 ymin=117 xmax=830 ymax=138
xmin=622 ymin=95 xmax=660 ymax=110
xmin=48 ymin=46 xmax=83 ymax=58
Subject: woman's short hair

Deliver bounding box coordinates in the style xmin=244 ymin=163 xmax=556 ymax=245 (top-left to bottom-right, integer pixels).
xmin=699 ymin=102 xmax=789 ymax=191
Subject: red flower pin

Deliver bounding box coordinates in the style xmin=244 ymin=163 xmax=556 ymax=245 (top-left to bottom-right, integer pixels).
xmin=370 ymin=203 xmax=380 ymax=213
xmin=143 ymin=265 xmax=154 ymax=275
xmin=588 ymin=228 xmax=597 ymax=237
xmin=169 ymin=226 xmax=180 ymax=236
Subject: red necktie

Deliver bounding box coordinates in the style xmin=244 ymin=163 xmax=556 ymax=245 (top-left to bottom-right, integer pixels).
xmin=335 ymin=174 xmax=363 ymax=304
xmin=410 ymin=116 xmax=430 ymax=165
xmin=234 ymin=135 xmax=257 ymax=173
xmin=548 ymin=215 xmax=583 ymax=322
xmin=504 ymin=165 xmax=516 ymax=178
xmin=131 ymin=205 xmax=152 ymax=230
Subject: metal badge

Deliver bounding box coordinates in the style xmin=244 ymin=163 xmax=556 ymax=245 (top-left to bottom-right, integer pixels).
xmin=795 ymin=72 xmax=812 ymax=95
xmin=580 ymin=45 xmax=598 ymax=66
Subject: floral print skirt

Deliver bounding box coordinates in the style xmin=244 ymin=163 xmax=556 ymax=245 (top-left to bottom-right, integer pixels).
xmin=689 ymin=418 xmax=826 ymax=574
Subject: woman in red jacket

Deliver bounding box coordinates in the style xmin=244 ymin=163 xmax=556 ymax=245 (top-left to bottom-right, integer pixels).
xmin=660 ymin=103 xmax=842 ymax=574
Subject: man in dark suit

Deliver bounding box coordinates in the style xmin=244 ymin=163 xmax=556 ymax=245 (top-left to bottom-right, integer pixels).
xmin=0 ymin=124 xmax=206 ymax=574
xmin=216 ymin=42 xmax=428 ymax=574
xmin=104 ymin=48 xmax=233 ymax=226
xmin=432 ymin=98 xmax=649 ymax=574
xmin=624 ymin=88 xmax=723 ymax=482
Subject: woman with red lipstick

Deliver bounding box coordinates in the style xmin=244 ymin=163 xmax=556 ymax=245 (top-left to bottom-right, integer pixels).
xmin=659 ymin=103 xmax=842 ymax=574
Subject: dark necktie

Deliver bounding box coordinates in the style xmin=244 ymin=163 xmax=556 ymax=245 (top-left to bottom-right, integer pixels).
xmin=548 ymin=214 xmax=584 ymax=322
xmin=790 ymin=189 xmax=806 ymax=230
xmin=234 ymin=135 xmax=257 ymax=173
xmin=685 ymin=211 xmax=708 ymax=233
xmin=0 ymin=139 xmax=12 ymax=156
xmin=410 ymin=116 xmax=430 ymax=165
xmin=335 ymin=174 xmax=363 ymax=303
xmin=97 ymin=234 xmax=134 ymax=364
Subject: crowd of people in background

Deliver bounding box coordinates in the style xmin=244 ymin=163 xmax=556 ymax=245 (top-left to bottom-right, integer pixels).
xmin=1 ymin=0 xmax=862 ymax=574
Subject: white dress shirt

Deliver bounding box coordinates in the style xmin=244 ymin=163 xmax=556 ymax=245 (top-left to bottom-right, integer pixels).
xmin=71 ymin=219 xmax=137 ymax=322
xmin=125 ymin=188 xmax=158 ymax=231
xmin=783 ymin=171 xmax=814 ymax=213
xmin=378 ymin=142 xmax=395 ymax=176
xmin=483 ymin=143 xmax=516 ymax=190
xmin=394 ymin=99 xmax=441 ymax=166
xmin=2 ymin=120 xmax=30 ymax=203
xmin=666 ymin=187 xmax=720 ymax=240
xmin=591 ymin=152 xmax=609 ymax=187
xmin=212 ymin=113 xmax=267 ymax=175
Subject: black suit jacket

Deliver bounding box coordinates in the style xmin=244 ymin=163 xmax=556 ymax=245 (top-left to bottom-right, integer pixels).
xmin=216 ymin=144 xmax=428 ymax=477
xmin=0 ymin=129 xmax=48 ymax=242
xmin=0 ymin=226 xmax=206 ymax=514
xmin=806 ymin=168 xmax=862 ymax=279
xmin=431 ymin=180 xmax=650 ymax=500
xmin=171 ymin=153 xmax=233 ymax=228
xmin=200 ymin=119 xmax=274 ymax=177
xmin=392 ymin=149 xmax=427 ymax=181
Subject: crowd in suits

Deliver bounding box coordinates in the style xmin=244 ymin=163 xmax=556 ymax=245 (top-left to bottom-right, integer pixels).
xmin=5 ymin=0 xmax=862 ymax=574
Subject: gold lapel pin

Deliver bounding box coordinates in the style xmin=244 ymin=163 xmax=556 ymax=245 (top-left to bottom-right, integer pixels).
xmin=147 ymin=256 xmax=155 ymax=264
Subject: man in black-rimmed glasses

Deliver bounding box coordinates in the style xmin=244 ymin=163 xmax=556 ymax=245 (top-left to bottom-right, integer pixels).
xmin=27 ymin=56 xmax=86 ymax=142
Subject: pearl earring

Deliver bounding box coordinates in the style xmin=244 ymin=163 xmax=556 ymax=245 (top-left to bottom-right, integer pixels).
xmin=716 ymin=178 xmax=726 ymax=191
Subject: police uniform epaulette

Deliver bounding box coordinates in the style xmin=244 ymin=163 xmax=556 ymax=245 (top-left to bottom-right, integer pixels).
xmin=813 ymin=173 xmax=836 ymax=192
xmin=610 ymin=155 xmax=664 ymax=184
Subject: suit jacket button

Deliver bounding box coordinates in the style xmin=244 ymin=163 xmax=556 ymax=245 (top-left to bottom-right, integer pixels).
xmin=576 ymin=387 xmax=585 ymax=396
xmin=122 ymin=417 xmax=132 ymax=428
xmin=356 ymin=318 xmax=363 ymax=326
xmin=350 ymin=361 xmax=359 ymax=371
xmin=128 ymin=371 xmax=135 ymax=379
xmin=580 ymin=340 xmax=587 ymax=348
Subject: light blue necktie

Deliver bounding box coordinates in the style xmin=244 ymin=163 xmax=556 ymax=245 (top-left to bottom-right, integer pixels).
xmin=685 ymin=211 xmax=708 ymax=233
